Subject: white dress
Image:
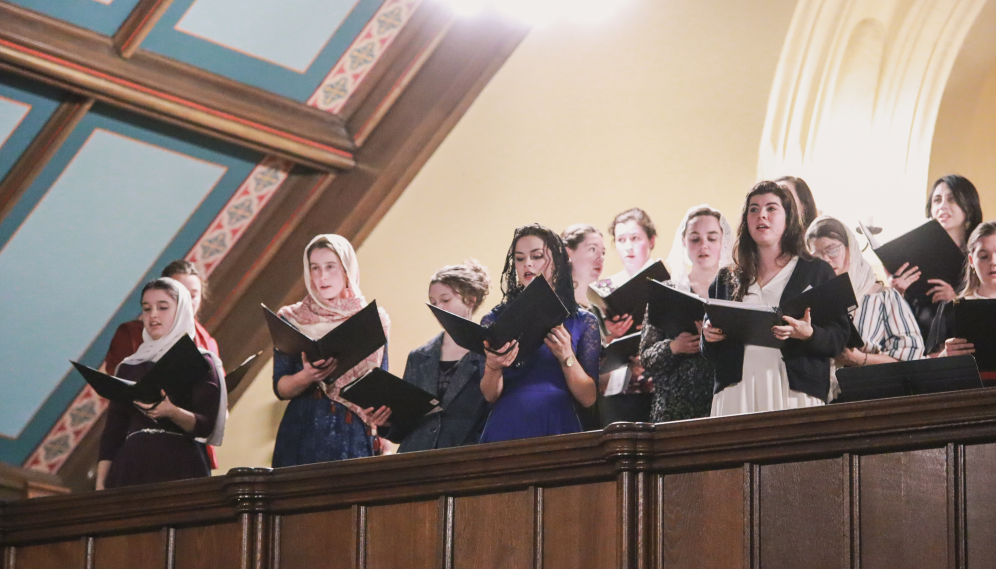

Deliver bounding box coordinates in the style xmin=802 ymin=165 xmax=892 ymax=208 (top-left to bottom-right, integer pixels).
xmin=710 ymin=257 xmax=824 ymax=416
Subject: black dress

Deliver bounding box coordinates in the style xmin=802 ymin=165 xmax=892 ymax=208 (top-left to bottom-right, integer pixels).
xmin=99 ymin=355 xmax=220 ymax=488
xmin=640 ymin=269 xmax=731 ymax=422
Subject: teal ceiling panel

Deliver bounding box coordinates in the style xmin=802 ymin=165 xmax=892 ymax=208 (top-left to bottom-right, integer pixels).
xmin=141 ymin=0 xmax=383 ymax=101
xmin=0 ymin=103 xmax=264 ymax=464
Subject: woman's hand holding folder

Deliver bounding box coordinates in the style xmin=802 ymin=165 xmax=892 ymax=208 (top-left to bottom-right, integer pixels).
xmin=773 ymin=308 xmax=814 ymax=341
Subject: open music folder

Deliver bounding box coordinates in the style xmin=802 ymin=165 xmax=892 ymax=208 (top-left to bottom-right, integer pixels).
xmin=599 ymin=332 xmax=642 ymax=375
xmin=262 ymin=300 xmax=386 ymax=384
xmin=587 ymin=260 xmax=670 ymax=332
xmin=860 ymin=219 xmax=965 ymax=299
xmin=224 ymin=352 xmax=262 ymax=394
xmin=835 ymin=355 xmax=983 ymax=403
xmin=428 ymin=274 xmax=569 ymax=365
xmin=648 ymin=273 xmax=857 ymax=349
xmin=71 ymin=334 xmax=209 ymax=406
xmin=952 ymin=298 xmax=996 ymax=372
xmin=339 ymin=368 xmax=442 ymax=443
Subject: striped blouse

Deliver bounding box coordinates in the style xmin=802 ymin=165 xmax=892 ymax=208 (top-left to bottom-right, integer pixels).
xmin=853 ymin=287 xmax=925 ymax=361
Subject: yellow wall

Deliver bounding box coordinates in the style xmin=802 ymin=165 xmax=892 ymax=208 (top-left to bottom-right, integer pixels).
xmin=930 ymin=0 xmax=996 ymax=218
xmin=215 ymin=0 xmax=799 ymax=470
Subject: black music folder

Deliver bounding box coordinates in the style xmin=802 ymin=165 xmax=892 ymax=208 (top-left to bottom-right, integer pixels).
xmin=587 ymin=260 xmax=670 ymax=331
xmin=428 ymin=275 xmax=569 ymax=364
xmin=835 ymin=355 xmax=982 ymax=403
xmin=646 ymin=280 xmax=706 ymax=338
xmin=71 ymin=334 xmax=209 ymax=405
xmin=224 ymin=352 xmax=262 ymax=394
xmin=953 ymin=298 xmax=996 ymax=372
xmin=780 ymin=273 xmax=858 ymax=326
xmin=846 ymin=320 xmax=865 ymax=350
xmin=599 ymin=332 xmax=642 ymax=374
xmin=262 ymin=301 xmax=386 ymax=384
xmin=860 ymin=219 xmax=965 ymax=299
xmin=339 ymin=368 xmax=442 ymax=443
xmin=704 ymin=299 xmax=784 ymax=349
xmin=703 ymin=274 xmax=858 ymax=349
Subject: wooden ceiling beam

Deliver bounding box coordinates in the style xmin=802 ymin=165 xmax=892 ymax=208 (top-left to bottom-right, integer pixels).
xmin=0 ymin=2 xmax=355 ymax=171
xmin=0 ymin=94 xmax=92 ymax=223
xmin=113 ymin=0 xmax=175 ymax=59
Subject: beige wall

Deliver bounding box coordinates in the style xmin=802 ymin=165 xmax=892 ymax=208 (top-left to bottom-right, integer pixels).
xmin=930 ymin=0 xmax=996 ymax=218
xmin=216 ymin=0 xmax=799 ymax=470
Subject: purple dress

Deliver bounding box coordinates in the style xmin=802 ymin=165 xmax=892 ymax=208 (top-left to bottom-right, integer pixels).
xmin=479 ymin=308 xmax=600 ymax=443
xmin=99 ymin=355 xmax=220 ymax=489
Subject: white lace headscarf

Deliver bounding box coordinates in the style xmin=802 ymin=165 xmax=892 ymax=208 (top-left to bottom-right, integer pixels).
xmin=664 ymin=204 xmax=734 ymax=292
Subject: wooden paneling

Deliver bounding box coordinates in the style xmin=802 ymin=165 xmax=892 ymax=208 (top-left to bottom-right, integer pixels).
xmin=366 ymin=500 xmax=439 ymax=569
xmin=453 ymin=490 xmax=534 ymax=569
xmin=11 ymin=539 xmax=85 ymax=569
xmin=859 ymin=449 xmax=948 ymax=569
xmin=174 ymin=522 xmax=243 ymax=569
xmin=965 ymin=442 xmax=996 ymax=567
xmin=278 ymin=508 xmax=356 ymax=569
xmin=543 ymin=481 xmax=618 ymax=569
xmin=7 ymin=392 xmax=996 ymax=569
xmin=659 ymin=468 xmax=745 ymax=569
xmin=93 ymin=531 xmax=165 ymax=569
xmin=758 ymin=458 xmax=845 ymax=569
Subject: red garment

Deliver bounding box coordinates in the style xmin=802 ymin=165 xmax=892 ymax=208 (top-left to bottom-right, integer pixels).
xmin=101 ymin=319 xmax=222 ymax=469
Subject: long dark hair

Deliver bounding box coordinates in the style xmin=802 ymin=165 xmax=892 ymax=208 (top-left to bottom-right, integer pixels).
xmin=498 ymin=224 xmax=578 ymax=314
xmin=732 ymin=181 xmax=810 ymax=300
xmin=961 ymin=221 xmax=996 ymax=297
xmin=775 ymin=176 xmax=818 ymax=229
xmin=926 ymin=175 xmax=982 ymax=242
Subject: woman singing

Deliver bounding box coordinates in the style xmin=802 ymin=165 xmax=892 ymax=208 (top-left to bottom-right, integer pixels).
xmin=96 ymin=278 xmax=226 ymax=489
xmin=270 ymin=234 xmax=391 ymax=467
xmin=479 ymin=224 xmax=599 ymax=442
xmin=703 ymin=182 xmax=849 ymax=416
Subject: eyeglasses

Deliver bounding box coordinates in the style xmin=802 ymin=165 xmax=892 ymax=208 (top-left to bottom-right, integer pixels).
xmin=813 ymin=243 xmax=845 ymax=261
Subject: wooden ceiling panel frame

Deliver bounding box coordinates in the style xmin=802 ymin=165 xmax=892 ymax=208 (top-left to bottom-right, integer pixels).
xmin=0 ymin=94 xmax=92 ymax=223
xmin=113 ymin=0 xmax=175 ymax=59
xmin=0 ymin=2 xmax=355 ymax=171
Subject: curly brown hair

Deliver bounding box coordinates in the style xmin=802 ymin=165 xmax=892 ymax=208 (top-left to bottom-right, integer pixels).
xmin=430 ymin=259 xmax=491 ymax=314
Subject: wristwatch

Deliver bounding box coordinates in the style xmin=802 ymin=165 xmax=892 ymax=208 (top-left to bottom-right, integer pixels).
xmin=562 ymin=355 xmax=575 ymax=368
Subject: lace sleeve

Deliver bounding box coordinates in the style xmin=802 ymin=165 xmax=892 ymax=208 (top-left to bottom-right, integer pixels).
xmin=575 ymin=310 xmax=602 ymax=380
xmin=640 ymin=321 xmax=677 ymax=372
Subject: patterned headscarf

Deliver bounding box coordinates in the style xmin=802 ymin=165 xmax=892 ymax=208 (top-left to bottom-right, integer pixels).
xmin=278 ymin=234 xmax=390 ymax=423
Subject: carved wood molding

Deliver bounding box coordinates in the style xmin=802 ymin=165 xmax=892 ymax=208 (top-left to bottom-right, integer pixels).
xmin=0 ymin=2 xmax=355 ymax=171
xmin=0 ymin=94 xmax=92 ymax=223
xmin=113 ymin=0 xmax=175 ymax=58
xmin=7 ymin=388 xmax=996 ymax=542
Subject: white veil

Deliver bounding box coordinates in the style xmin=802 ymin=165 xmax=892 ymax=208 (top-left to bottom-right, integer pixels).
xmin=665 ymin=204 xmax=735 ymax=292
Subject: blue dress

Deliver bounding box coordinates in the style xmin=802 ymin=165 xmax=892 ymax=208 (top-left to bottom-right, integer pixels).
xmin=479 ymin=308 xmax=600 ymax=443
xmin=271 ymin=347 xmax=388 ymax=468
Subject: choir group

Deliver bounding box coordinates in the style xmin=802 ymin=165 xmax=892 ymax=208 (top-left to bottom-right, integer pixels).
xmin=94 ymin=174 xmax=993 ymax=490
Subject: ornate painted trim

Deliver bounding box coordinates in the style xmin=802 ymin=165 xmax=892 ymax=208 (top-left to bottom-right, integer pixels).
xmin=308 ymin=0 xmax=423 ymax=114
xmin=23 ymin=0 xmax=424 ymax=475
xmin=22 ymin=386 xmax=108 ymax=474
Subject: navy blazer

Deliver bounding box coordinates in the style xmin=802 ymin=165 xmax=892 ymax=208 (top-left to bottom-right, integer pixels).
xmin=703 ymin=257 xmax=849 ymax=402
xmin=394 ymin=334 xmax=490 ymax=453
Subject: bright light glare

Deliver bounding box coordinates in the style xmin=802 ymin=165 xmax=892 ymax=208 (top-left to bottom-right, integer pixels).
xmin=434 ymin=0 xmax=632 ymax=27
